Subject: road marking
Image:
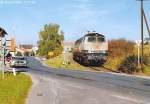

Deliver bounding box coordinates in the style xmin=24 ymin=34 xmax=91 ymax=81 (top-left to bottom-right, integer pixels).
xmin=112 ymin=95 xmax=144 ymax=104
xmin=37 ymin=93 xmax=43 ymax=96
xmin=50 ymin=80 xmax=60 ymax=104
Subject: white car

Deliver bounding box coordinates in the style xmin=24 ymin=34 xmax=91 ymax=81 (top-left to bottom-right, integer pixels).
xmin=10 ymin=56 xmax=28 ymax=68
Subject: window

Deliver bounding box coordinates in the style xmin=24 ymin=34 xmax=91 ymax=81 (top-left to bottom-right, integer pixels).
xmin=12 ymin=57 xmax=25 ymax=60
xmin=88 ymin=36 xmax=96 ymax=42
xmin=97 ymin=36 xmax=105 ymax=42
xmin=88 ymin=36 xmax=105 ymax=43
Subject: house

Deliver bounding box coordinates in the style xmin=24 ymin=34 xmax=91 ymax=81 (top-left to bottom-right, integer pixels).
xmin=62 ymin=41 xmax=74 ymax=52
xmin=17 ymin=44 xmax=33 ymax=56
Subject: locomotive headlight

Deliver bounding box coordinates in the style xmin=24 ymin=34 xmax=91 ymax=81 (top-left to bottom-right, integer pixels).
xmin=24 ymin=61 xmax=27 ymax=64
xmin=11 ymin=61 xmax=15 ymax=65
xmin=88 ymin=50 xmax=92 ymax=53
xmin=82 ymin=50 xmax=93 ymax=54
xmin=100 ymin=50 xmax=107 ymax=54
xmin=102 ymin=51 xmax=106 ymax=53
xmin=101 ymin=50 xmax=108 ymax=56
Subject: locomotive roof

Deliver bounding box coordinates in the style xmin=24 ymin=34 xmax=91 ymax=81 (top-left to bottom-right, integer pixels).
xmin=75 ymin=33 xmax=105 ymax=43
xmin=85 ymin=33 xmax=104 ymax=37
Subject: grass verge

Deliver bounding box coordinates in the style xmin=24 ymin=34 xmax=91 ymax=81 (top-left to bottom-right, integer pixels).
xmin=0 ymin=73 xmax=32 ymax=104
xmin=144 ymin=66 xmax=150 ymax=76
xmin=46 ymin=55 xmax=91 ymax=71
xmin=104 ymin=57 xmax=125 ymax=71
xmin=104 ymin=44 xmax=150 ymax=76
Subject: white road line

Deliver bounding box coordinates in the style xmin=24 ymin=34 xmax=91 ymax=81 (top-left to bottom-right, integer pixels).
xmin=111 ymin=95 xmax=144 ymax=104
xmin=51 ymin=80 xmax=58 ymax=104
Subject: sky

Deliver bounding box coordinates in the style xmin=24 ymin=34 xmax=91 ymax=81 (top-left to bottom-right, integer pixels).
xmin=0 ymin=0 xmax=150 ymax=44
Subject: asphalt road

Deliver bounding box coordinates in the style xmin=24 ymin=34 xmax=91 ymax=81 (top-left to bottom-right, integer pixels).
xmin=26 ymin=57 xmax=150 ymax=104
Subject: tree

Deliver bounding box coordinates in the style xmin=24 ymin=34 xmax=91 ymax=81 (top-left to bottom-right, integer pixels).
xmin=38 ymin=23 xmax=64 ymax=58
xmin=108 ymin=39 xmax=134 ymax=58
xmin=16 ymin=51 xmax=22 ymax=56
xmin=31 ymin=51 xmax=35 ymax=56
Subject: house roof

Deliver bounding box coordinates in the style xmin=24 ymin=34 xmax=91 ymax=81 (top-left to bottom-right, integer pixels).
xmin=63 ymin=41 xmax=74 ymax=47
xmin=85 ymin=32 xmax=104 ymax=37
xmin=19 ymin=44 xmax=33 ymax=49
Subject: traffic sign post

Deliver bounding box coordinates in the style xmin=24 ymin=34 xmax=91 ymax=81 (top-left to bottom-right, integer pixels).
xmin=0 ymin=27 xmax=7 ymax=79
xmin=136 ymin=40 xmax=142 ymax=68
xmin=1 ymin=38 xmax=7 ymax=79
xmin=12 ymin=68 xmax=16 ymax=76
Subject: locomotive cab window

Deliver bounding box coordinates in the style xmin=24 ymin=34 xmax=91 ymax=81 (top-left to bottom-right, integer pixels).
xmin=88 ymin=36 xmax=96 ymax=42
xmin=97 ymin=36 xmax=105 ymax=42
xmin=87 ymin=36 xmax=105 ymax=43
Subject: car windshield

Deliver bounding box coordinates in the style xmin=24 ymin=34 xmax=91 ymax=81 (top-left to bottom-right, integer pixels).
xmin=12 ymin=57 xmax=25 ymax=60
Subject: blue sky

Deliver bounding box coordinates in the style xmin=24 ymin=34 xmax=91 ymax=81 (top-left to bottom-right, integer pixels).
xmin=0 ymin=0 xmax=150 ymax=44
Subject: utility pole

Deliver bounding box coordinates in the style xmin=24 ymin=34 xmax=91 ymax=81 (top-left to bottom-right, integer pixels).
xmin=140 ymin=0 xmax=144 ymax=57
xmin=137 ymin=0 xmax=148 ymax=72
xmin=137 ymin=0 xmax=148 ymax=60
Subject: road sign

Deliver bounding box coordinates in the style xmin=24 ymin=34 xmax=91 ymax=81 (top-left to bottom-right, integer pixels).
xmin=135 ymin=40 xmax=142 ymax=68
xmin=0 ymin=27 xmax=7 ymax=79
xmin=12 ymin=68 xmax=16 ymax=76
xmin=48 ymin=52 xmax=54 ymax=57
xmin=135 ymin=40 xmax=142 ymax=46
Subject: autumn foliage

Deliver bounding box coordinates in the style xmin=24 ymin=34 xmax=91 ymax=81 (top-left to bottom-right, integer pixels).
xmin=108 ymin=39 xmax=135 ymax=58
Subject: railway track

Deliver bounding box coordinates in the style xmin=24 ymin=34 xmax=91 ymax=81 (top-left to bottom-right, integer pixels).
xmin=90 ymin=66 xmax=120 ymax=73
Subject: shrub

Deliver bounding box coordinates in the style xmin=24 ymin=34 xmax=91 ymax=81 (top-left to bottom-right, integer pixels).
xmin=118 ymin=55 xmax=149 ymax=74
xmin=15 ymin=51 xmax=22 ymax=56
xmin=104 ymin=39 xmax=135 ymax=70
xmin=108 ymin=39 xmax=135 ymax=58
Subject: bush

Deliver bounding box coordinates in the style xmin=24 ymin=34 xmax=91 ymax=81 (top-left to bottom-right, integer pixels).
xmin=104 ymin=39 xmax=150 ymax=75
xmin=15 ymin=51 xmax=22 ymax=56
xmin=108 ymin=39 xmax=134 ymax=58
xmin=31 ymin=51 xmax=35 ymax=56
xmin=118 ymin=55 xmax=149 ymax=74
xmin=141 ymin=55 xmax=150 ymax=65
xmin=104 ymin=39 xmax=135 ymax=70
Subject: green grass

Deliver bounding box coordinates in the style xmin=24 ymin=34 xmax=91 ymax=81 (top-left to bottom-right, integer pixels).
xmin=144 ymin=66 xmax=150 ymax=76
xmin=104 ymin=44 xmax=150 ymax=76
xmin=0 ymin=73 xmax=32 ymax=104
xmin=46 ymin=55 xmax=91 ymax=71
xmin=104 ymin=57 xmax=125 ymax=71
xmin=46 ymin=45 xmax=150 ymax=77
xmin=143 ymin=45 xmax=150 ymax=76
